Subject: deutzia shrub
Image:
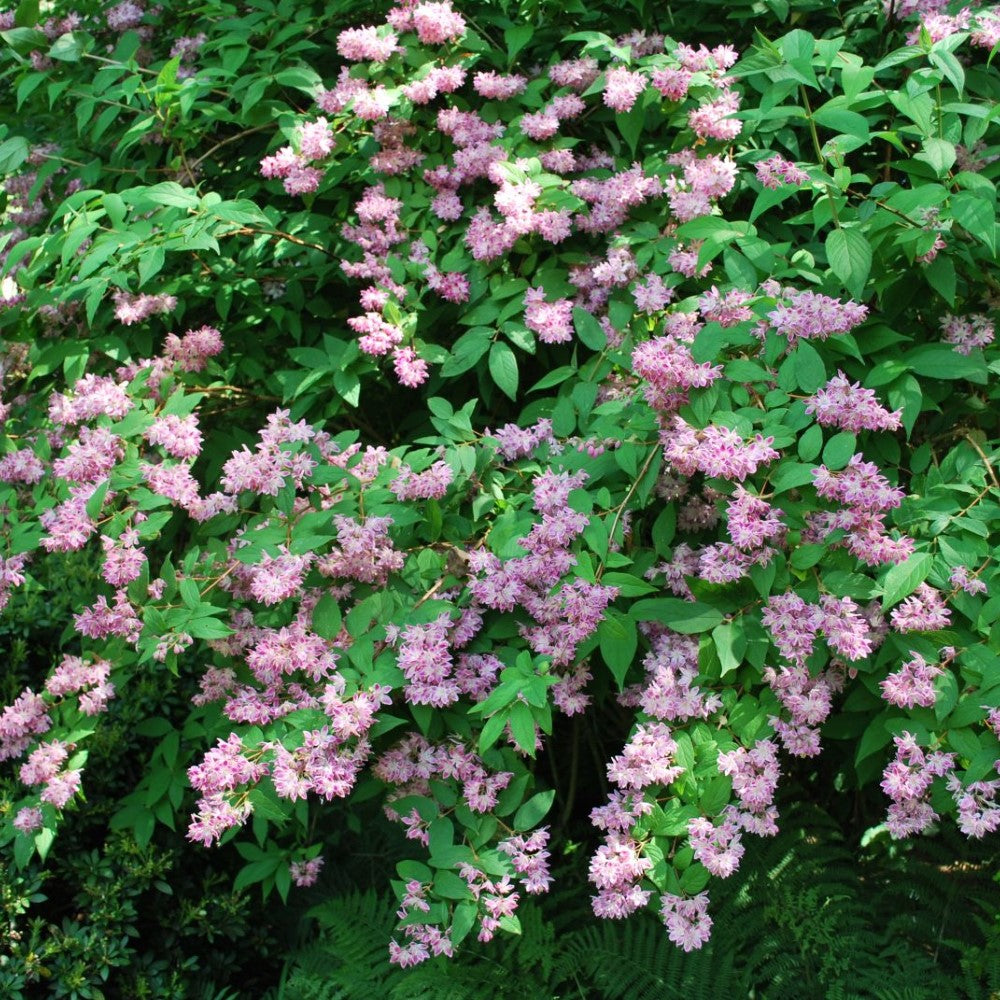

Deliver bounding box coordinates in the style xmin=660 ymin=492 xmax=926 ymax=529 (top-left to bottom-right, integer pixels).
xmin=1 ymin=0 xmax=999 ymax=974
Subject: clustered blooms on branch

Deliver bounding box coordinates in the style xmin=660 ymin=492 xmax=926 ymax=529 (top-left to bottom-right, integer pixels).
xmin=254 ymin=1 xmax=744 ymax=389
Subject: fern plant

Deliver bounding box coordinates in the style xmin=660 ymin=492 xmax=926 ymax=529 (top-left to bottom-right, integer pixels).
xmin=271 ymin=798 xmax=1000 ymax=1000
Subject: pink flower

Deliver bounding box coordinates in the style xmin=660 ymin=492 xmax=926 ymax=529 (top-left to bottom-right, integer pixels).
xmin=412 ymin=2 xmax=466 ymax=44
xmin=755 ymin=154 xmax=809 ymax=189
xmin=660 ymin=892 xmax=713 ymax=951
xmin=603 ymin=67 xmax=646 ymax=113
xmin=290 ymin=855 xmax=325 ymax=887
xmin=805 ymin=372 xmax=901 ymax=432
xmin=524 ymin=288 xmax=574 ymax=344
xmin=880 ymin=654 xmax=942 ymax=709
xmin=337 ymin=25 xmax=399 ymax=62
xmin=392 ymin=346 xmax=429 ymax=387
xmin=297 ymin=119 xmax=333 ymax=161
xmin=145 ymin=413 xmax=203 ymax=459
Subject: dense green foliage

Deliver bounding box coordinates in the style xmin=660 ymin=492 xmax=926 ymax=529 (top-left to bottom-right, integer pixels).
xmin=1 ymin=0 xmax=1000 ymax=995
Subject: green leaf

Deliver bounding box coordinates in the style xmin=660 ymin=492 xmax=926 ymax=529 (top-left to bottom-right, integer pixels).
xmin=821 ymin=432 xmax=856 ymax=470
xmin=881 ymin=551 xmax=933 ymax=607
xmin=922 ymin=254 xmax=956 ymax=306
xmin=504 ymin=23 xmax=533 ymax=63
xmin=813 ymin=106 xmax=869 ymax=140
xmin=1 ymin=26 xmax=47 ymax=54
xmin=513 ymin=790 xmax=555 ymax=831
xmin=49 ymin=31 xmax=88 ymax=61
xmin=488 ymin=341 xmax=518 ymax=400
xmin=631 ymin=598 xmax=723 ymax=634
xmin=905 ymin=345 xmax=987 ymax=383
xmin=798 ymin=423 xmax=822 ymax=462
xmin=508 ymin=701 xmax=537 ymax=756
xmin=794 ymin=342 xmax=826 ymax=392
xmin=248 ymin=785 xmax=289 ymax=822
xmin=234 ymin=857 xmax=279 ymax=892
xmin=826 ymin=228 xmax=871 ymax=298
xmin=929 ymin=47 xmax=964 ymax=95
xmin=187 ymin=615 xmax=233 ymax=640
xmin=915 ymin=138 xmax=956 ymax=177
xmin=452 ymin=901 xmax=479 ymax=946
xmin=950 ymin=192 xmax=996 ymax=254
xmin=0 ymin=136 xmax=29 ymax=174
xmin=311 ymin=594 xmax=342 ymax=640
xmin=478 ymin=710 xmax=509 ymax=755
xmin=573 ymin=307 xmax=607 ymax=351
xmin=599 ymin=610 xmax=638 ymax=689
xmin=713 ymin=622 xmax=746 ymax=677
xmin=679 ymin=862 xmax=710 ymax=894
xmin=441 ymin=327 xmax=491 ymax=377
xmin=14 ymin=0 xmax=39 ymax=27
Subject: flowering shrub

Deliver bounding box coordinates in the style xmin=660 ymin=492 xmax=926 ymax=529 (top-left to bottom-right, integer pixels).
xmin=1 ymin=0 xmax=1000 ymax=987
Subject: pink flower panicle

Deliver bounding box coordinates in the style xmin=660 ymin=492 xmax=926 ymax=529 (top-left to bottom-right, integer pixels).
xmin=660 ymin=892 xmax=713 ymax=952
xmin=337 ymin=25 xmax=400 ymax=62
xmin=880 ymin=653 xmax=942 ymax=709
xmin=524 ymin=288 xmax=575 ymax=344
xmin=391 ymin=460 xmax=453 ymax=500
xmin=889 ymin=583 xmax=952 ymax=633
xmin=290 ymin=855 xmax=325 ymax=886
xmin=144 ymin=413 xmax=203 ymax=459
xmin=881 ymin=732 xmax=955 ymax=838
xmin=805 ymin=372 xmax=902 ymax=432
xmin=950 ymin=565 xmax=987 ymax=596
xmin=768 ymin=289 xmax=868 ymax=347
xmin=940 ymin=313 xmax=995 ymax=355
xmin=755 ymin=154 xmax=809 ymax=189
xmin=0 ymin=688 xmax=51 ymax=762
xmin=603 ymin=67 xmax=647 ymax=113
xmin=112 ymin=289 xmax=177 ymax=326
xmin=663 ymin=417 xmax=779 ymax=482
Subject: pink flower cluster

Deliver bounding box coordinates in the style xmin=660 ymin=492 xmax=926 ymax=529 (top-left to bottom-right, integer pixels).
xmin=489 ymin=418 xmax=555 ymax=461
xmin=889 ymin=583 xmax=951 ymax=632
xmin=524 ymin=288 xmax=574 ymax=344
xmin=950 ymin=564 xmax=987 ymax=595
xmin=337 ymin=25 xmax=400 ymax=62
xmin=950 ymin=774 xmax=1000 ymax=838
xmin=603 ymin=66 xmax=647 ymax=113
xmin=20 ymin=739 xmax=82 ymax=808
xmin=112 ymin=289 xmax=177 ymax=325
xmin=0 ymin=688 xmax=51 ymax=762
xmin=767 ymin=287 xmax=868 ymax=347
xmin=145 ymin=413 xmax=203 ymax=459
xmin=626 ymin=629 xmax=721 ymax=723
xmin=660 ymin=892 xmax=713 ymax=952
xmin=318 ymin=514 xmax=404 ymax=585
xmin=805 ymin=372 xmax=902 ymax=432
xmin=498 ymin=827 xmax=553 ymax=894
xmin=588 ymin=723 xmax=683 ymax=919
xmin=881 ymin=732 xmax=955 ymax=838
xmin=0 ymin=552 xmax=28 ymax=611
xmin=632 ymin=335 xmax=722 ymax=414
xmin=290 ymin=855 xmax=325 ymax=886
xmin=664 ymin=151 xmax=737 ymax=223
xmin=755 ymin=154 xmax=809 ymax=189
xmin=468 ymin=468 xmax=617 ymax=667
xmin=806 ymin=454 xmax=913 ymax=567
xmin=880 ymin=653 xmax=942 ymax=709
xmin=259 ymin=119 xmax=331 ymax=196
xmin=716 ymin=739 xmax=781 ymax=835
xmin=763 ymin=592 xmax=873 ymax=668
xmin=391 ymin=459 xmax=453 ymax=500
xmin=940 ymin=313 xmax=995 ymax=355
xmin=663 ymin=417 xmax=779 ymax=482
